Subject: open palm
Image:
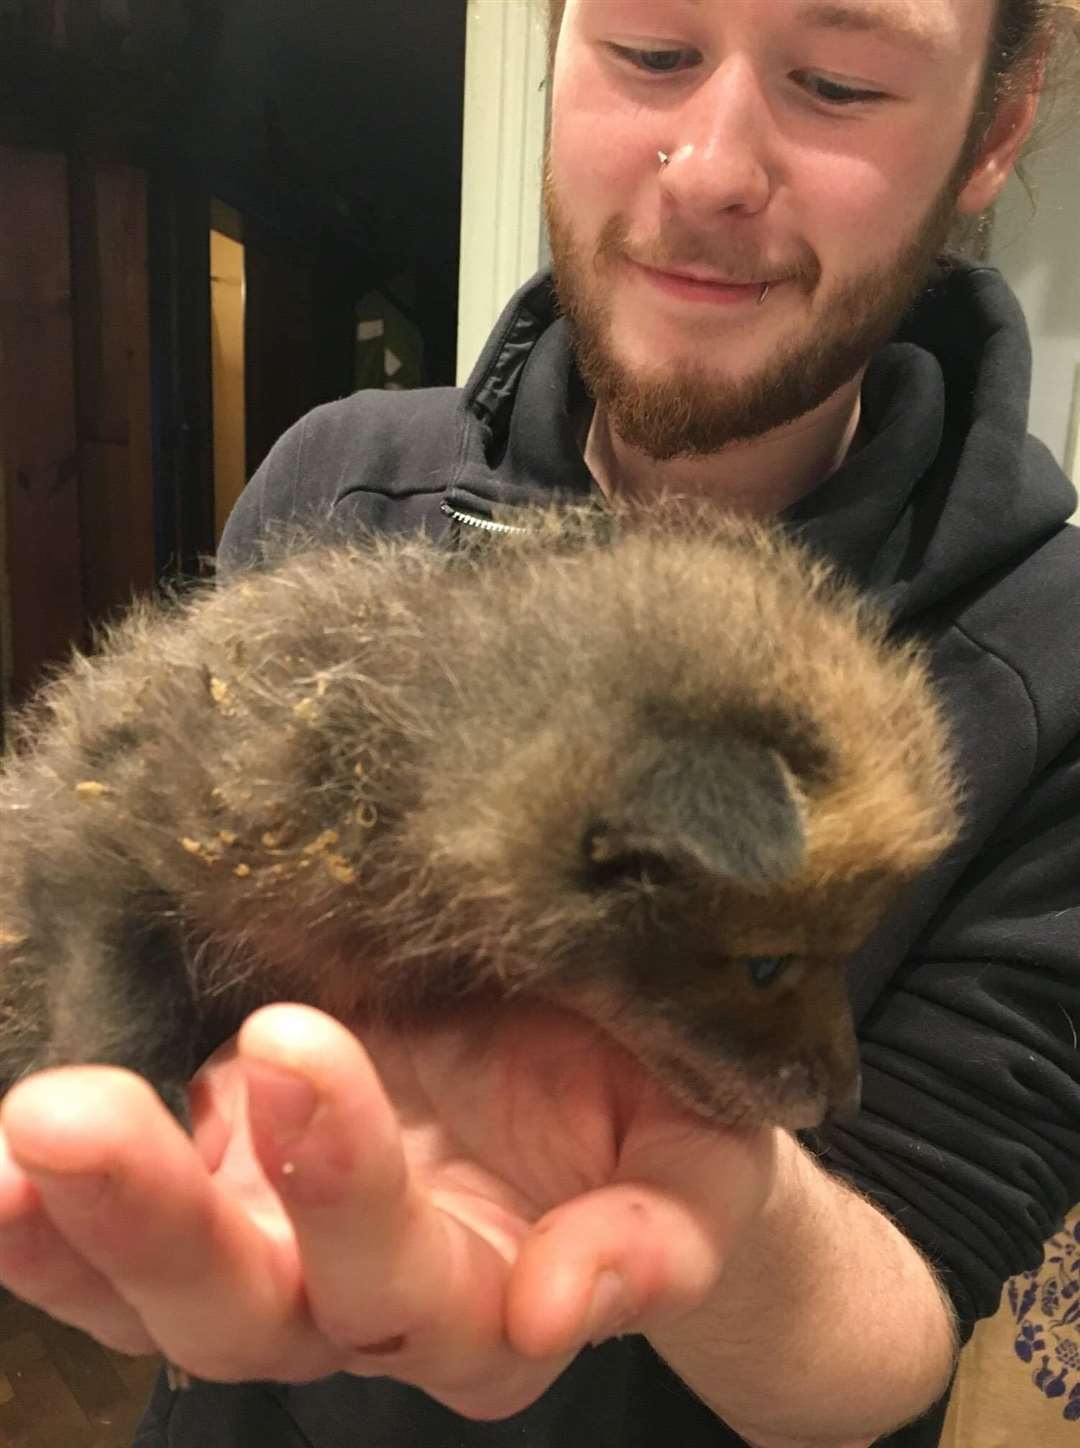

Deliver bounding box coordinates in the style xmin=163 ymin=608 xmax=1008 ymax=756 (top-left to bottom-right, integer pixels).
xmin=0 ymin=1001 xmax=778 ymax=1420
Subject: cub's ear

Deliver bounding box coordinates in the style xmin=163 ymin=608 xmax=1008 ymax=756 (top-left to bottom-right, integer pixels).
xmin=586 ymin=736 xmax=806 ymax=887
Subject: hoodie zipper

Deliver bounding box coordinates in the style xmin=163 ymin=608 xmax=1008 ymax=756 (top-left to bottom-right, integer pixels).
xmin=441 ymin=500 xmax=530 ymax=537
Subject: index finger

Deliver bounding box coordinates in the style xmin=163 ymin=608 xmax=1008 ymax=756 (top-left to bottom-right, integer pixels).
xmin=238 ymin=1007 xmax=500 ymax=1357
xmin=238 ymin=1005 xmax=572 ymax=1418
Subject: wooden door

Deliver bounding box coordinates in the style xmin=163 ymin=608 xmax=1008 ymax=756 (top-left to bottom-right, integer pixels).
xmin=0 ymin=146 xmax=82 ymax=716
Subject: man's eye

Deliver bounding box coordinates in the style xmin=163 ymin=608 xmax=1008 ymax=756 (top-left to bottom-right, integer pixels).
xmin=796 ymin=72 xmax=888 ymax=107
xmin=610 ymin=45 xmax=701 ymax=76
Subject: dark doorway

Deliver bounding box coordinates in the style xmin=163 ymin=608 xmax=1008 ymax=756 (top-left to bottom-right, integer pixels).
xmin=0 ymin=0 xmax=467 ymax=730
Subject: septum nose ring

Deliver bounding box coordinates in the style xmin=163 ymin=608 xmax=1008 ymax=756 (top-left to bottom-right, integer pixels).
xmin=658 ymin=150 xmax=670 ymax=168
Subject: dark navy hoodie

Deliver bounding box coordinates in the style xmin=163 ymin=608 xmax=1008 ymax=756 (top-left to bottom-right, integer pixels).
xmin=135 ymin=261 xmax=1080 ymax=1448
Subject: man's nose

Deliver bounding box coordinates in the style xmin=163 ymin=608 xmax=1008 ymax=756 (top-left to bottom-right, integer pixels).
xmin=658 ymin=58 xmax=775 ymax=220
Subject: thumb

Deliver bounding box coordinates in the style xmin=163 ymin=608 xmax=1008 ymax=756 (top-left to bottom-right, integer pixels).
xmin=504 ymin=1179 xmax=722 ymax=1358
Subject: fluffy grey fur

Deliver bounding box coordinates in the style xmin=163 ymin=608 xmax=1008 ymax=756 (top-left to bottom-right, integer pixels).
xmin=0 ymin=501 xmax=959 ymax=1131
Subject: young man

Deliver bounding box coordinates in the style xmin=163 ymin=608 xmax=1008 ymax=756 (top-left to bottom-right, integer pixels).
xmin=1 ymin=2 xmax=1079 ymax=1446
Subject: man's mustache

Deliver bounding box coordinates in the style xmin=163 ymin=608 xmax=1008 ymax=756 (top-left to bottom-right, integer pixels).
xmin=595 ymin=220 xmax=819 ymax=291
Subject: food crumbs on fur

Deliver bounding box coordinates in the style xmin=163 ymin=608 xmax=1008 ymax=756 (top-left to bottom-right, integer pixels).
xmin=315 ymin=675 xmax=330 ymax=698
xmin=293 ymin=697 xmax=317 ymax=722
xmin=262 ymin=829 xmax=287 ymax=849
xmin=75 ymin=781 xmax=110 ymax=798
xmin=208 ymin=677 xmax=238 ymax=717
xmin=356 ymin=803 xmax=378 ymax=829
xmin=217 ymin=830 xmax=238 ymax=847
xmin=180 ymin=837 xmax=221 ymax=864
xmin=324 ymin=854 xmax=356 ymax=884
xmin=0 ymin=929 xmax=27 ymax=948
xmin=354 ymin=760 xmax=365 ymax=778
xmin=303 ymin=830 xmax=340 ymax=855
xmin=233 ymin=863 xmax=252 ymax=878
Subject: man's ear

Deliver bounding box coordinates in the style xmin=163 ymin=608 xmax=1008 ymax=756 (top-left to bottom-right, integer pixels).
xmin=955 ymin=61 xmax=1044 ymax=216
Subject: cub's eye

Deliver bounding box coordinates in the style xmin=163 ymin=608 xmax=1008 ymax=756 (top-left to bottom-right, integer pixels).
xmin=744 ymin=955 xmax=794 ymax=989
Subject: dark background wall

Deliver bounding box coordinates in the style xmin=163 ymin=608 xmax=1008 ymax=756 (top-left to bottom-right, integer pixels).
xmin=0 ymin=0 xmax=466 ymax=383
xmin=0 ymin=0 xmax=467 ymax=721
xmin=177 ymin=0 xmax=466 ymax=388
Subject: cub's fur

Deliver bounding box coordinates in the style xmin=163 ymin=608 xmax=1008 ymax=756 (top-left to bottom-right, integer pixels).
xmin=0 ymin=501 xmax=959 ymax=1130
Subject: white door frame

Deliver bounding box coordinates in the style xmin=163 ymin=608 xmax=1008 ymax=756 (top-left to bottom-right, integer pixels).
xmin=456 ymin=0 xmax=550 ymax=386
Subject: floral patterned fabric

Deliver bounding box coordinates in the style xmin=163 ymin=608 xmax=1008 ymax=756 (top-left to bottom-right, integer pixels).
xmin=943 ymin=1205 xmax=1080 ymax=1445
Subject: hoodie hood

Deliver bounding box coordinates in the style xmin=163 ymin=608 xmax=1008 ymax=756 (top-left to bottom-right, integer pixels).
xmin=446 ymin=260 xmax=1075 ymax=624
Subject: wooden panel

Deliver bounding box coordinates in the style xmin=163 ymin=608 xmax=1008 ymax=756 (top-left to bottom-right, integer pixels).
xmin=0 ymin=372 xmax=11 ymax=733
xmin=6 ymin=0 xmax=71 ymax=48
xmin=0 ymin=145 xmax=83 ymax=706
xmin=0 ymin=1293 xmax=161 ymax=1446
xmin=70 ymin=157 xmax=155 ymax=625
xmin=0 ymin=1330 xmax=92 ymax=1445
xmin=210 ymin=228 xmax=247 ymax=544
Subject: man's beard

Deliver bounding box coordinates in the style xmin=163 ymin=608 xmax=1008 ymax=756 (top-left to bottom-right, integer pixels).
xmin=544 ymin=157 xmax=969 ymax=463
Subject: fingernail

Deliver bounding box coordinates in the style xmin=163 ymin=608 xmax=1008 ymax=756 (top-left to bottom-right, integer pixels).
xmin=584 ymin=1269 xmax=633 ymax=1345
xmin=243 ymin=1060 xmax=318 ymax=1141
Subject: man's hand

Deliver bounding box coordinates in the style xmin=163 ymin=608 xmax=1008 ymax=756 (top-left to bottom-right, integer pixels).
xmin=0 ymin=1002 xmax=777 ymax=1421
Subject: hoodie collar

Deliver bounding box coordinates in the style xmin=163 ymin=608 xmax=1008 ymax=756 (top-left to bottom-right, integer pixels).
xmin=447 ymin=262 xmax=1075 ymax=621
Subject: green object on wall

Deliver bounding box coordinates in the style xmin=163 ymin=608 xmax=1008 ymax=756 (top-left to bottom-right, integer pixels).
xmin=354 ymin=288 xmax=426 ymax=393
